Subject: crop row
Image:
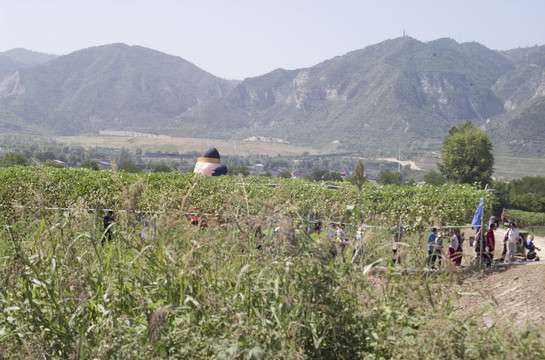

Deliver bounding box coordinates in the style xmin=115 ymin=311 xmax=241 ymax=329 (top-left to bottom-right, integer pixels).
xmin=0 ymin=167 xmax=494 ymax=229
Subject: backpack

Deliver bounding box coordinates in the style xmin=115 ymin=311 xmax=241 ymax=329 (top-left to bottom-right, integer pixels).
xmin=503 ymin=229 xmax=510 ymax=242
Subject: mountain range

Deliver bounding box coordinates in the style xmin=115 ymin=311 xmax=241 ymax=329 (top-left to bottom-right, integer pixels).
xmin=0 ymin=37 xmax=544 ymax=158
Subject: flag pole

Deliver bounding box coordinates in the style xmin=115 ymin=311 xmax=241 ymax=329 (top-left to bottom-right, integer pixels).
xmin=480 ymin=200 xmax=484 ymax=270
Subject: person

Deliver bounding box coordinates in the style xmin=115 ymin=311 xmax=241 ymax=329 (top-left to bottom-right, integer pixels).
xmin=314 ymin=221 xmax=322 ymax=234
xmin=103 ymin=210 xmax=116 ymax=245
xmin=327 ymin=223 xmax=337 ymax=238
xmin=458 ymin=231 xmax=465 ymax=265
xmin=488 ymin=215 xmax=499 ymax=230
xmin=500 ymin=223 xmax=512 ymax=262
xmin=392 ymin=229 xmax=402 ymax=264
xmin=455 ymin=229 xmax=463 ymax=265
xmin=449 ymin=229 xmax=462 ymax=266
xmin=140 ymin=218 xmax=158 ymax=240
xmin=336 ymin=223 xmax=348 ymax=262
xmin=352 ymin=227 xmax=364 ymax=262
xmin=254 ymin=225 xmax=263 ymax=250
xmin=524 ymin=235 xmax=541 ymax=261
xmin=473 ymin=229 xmax=485 ymax=266
xmin=434 ymin=231 xmax=444 ymax=267
xmin=506 ymin=220 xmax=521 ymax=263
xmin=486 ymin=223 xmax=496 ymax=266
xmin=427 ymin=228 xmax=438 ymax=269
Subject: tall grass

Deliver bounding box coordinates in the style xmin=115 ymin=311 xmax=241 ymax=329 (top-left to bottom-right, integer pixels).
xmin=0 ymin=175 xmax=543 ymax=359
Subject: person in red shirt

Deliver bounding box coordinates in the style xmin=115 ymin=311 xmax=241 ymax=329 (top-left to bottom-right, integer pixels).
xmin=486 ymin=223 xmax=496 ymax=266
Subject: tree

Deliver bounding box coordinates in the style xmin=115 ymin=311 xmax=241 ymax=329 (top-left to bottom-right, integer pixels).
xmin=119 ymin=161 xmax=143 ymax=173
xmin=1 ymin=152 xmax=27 ymax=167
xmin=323 ymin=171 xmax=343 ymax=182
xmin=492 ymin=179 xmax=510 ymax=216
xmin=353 ymin=159 xmax=366 ymax=189
xmin=437 ymin=120 xmax=494 ymax=186
xmin=227 ymin=165 xmax=249 ymax=176
xmin=376 ymin=170 xmax=402 ymax=185
xmin=423 ymin=171 xmax=446 ymax=185
xmin=80 ymin=159 xmax=100 ymax=171
xmin=278 ymin=170 xmax=292 ymax=179
xmin=307 ymin=167 xmax=327 ymax=181
xmin=153 ymin=164 xmax=173 ymax=173
xmin=508 ymin=176 xmax=545 ymax=213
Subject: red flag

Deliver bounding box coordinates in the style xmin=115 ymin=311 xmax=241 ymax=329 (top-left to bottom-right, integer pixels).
xmin=500 ymin=209 xmax=504 ymax=220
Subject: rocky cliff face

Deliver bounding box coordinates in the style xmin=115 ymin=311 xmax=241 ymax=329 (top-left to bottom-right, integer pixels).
xmin=0 ymin=71 xmax=25 ymax=98
xmin=1 ymin=39 xmax=544 ymax=156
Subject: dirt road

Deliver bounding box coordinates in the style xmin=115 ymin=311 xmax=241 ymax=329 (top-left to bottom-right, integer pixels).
xmin=450 ymin=228 xmax=545 ymax=327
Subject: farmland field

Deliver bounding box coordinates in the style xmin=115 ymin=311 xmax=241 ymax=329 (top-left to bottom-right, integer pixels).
xmin=0 ymin=167 xmax=544 ymax=359
xmin=55 ymin=136 xmax=545 ymax=180
xmin=53 ymin=135 xmax=322 ymax=157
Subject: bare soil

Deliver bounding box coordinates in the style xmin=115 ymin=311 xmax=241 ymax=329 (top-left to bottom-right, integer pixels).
xmin=450 ymin=229 xmax=545 ymax=328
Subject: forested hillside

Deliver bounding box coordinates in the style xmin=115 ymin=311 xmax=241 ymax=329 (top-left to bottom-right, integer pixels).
xmin=0 ymin=38 xmax=544 ymax=157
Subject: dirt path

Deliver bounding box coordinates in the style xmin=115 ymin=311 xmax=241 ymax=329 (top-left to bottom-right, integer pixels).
xmin=491 ymin=228 xmax=544 ymax=261
xmin=376 ymin=158 xmax=422 ymax=171
xmin=456 ymin=228 xmax=544 ymax=266
xmin=447 ymin=227 xmax=545 ymax=327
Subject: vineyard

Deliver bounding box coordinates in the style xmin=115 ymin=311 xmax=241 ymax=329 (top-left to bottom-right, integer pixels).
xmin=0 ymin=167 xmax=494 ymax=228
xmin=0 ymin=167 xmax=543 ymax=359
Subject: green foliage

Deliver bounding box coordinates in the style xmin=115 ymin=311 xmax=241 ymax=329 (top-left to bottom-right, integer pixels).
xmin=353 ymin=159 xmax=366 ymax=189
xmin=306 ymin=167 xmax=327 ymax=181
xmin=152 ymin=164 xmax=173 ymax=173
xmin=0 ymin=167 xmax=494 ymax=231
xmin=491 ymin=180 xmax=510 ymax=216
xmin=307 ymin=168 xmax=342 ymax=182
xmin=0 ymin=167 xmax=536 ymax=359
xmin=492 ymin=177 xmax=545 ymax=215
xmin=376 ymin=170 xmax=402 ymax=185
xmin=0 ymin=210 xmax=543 ymax=358
xmin=508 ymin=176 xmax=545 ymax=213
xmin=503 ymin=209 xmax=545 ymax=227
xmin=227 ymin=165 xmax=250 ymax=176
xmin=438 ymin=120 xmax=495 ymax=186
xmin=80 ymin=159 xmax=100 ymax=170
xmin=1 ymin=152 xmax=27 ymax=167
xmin=119 ymin=161 xmax=143 ymax=173
xmin=423 ymin=171 xmax=446 ymax=185
xmin=278 ymin=170 xmax=292 ymax=179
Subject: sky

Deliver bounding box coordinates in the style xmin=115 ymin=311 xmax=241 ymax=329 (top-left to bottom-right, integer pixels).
xmin=1 ymin=0 xmax=544 ymax=79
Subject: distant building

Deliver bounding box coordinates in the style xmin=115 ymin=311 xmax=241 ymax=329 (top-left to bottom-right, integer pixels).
xmin=95 ymin=160 xmax=111 ymax=169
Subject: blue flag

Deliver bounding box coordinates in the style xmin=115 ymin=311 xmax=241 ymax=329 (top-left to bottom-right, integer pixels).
xmin=471 ymin=198 xmax=483 ymax=231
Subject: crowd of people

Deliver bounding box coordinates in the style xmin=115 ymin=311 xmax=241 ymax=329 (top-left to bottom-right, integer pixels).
xmin=426 ymin=217 xmax=540 ymax=269
xmin=101 ymin=209 xmax=541 ymax=268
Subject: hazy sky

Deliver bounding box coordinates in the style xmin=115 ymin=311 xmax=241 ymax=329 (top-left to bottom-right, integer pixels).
xmin=1 ymin=0 xmax=544 ymax=79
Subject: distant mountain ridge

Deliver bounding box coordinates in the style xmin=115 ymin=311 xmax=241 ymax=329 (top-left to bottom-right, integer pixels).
xmin=0 ymin=38 xmax=544 ymax=157
xmin=0 ymin=48 xmax=57 ymax=77
xmin=0 ymin=44 xmax=237 ymax=135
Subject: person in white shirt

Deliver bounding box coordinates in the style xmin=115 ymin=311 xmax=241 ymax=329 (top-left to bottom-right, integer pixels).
xmin=449 ymin=229 xmax=461 ymax=265
xmin=506 ymin=220 xmax=521 ymax=263
xmin=336 ymin=224 xmax=348 ymax=262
